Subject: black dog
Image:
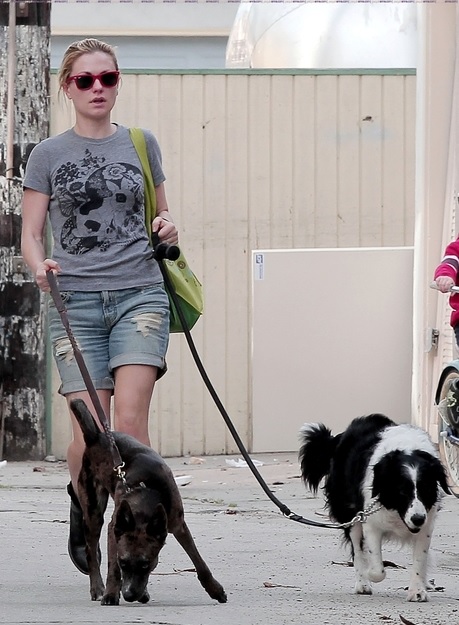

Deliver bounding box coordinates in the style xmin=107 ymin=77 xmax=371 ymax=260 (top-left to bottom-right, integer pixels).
xmin=70 ymin=398 xmax=227 ymax=606
xmin=299 ymin=415 xmax=449 ymax=601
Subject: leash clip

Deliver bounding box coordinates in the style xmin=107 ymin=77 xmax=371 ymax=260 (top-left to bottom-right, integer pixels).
xmin=114 ymin=461 xmax=134 ymax=493
xmin=354 ymin=511 xmax=367 ymax=524
xmin=341 ymin=500 xmax=383 ymax=529
xmin=114 ymin=461 xmax=127 ymax=482
xmin=349 ymin=500 xmax=383 ymax=527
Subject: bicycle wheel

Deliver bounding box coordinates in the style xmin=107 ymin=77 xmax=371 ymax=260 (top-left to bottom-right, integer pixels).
xmin=437 ymin=370 xmax=459 ymax=497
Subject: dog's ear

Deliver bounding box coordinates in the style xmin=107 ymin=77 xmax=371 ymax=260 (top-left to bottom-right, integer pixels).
xmin=146 ymin=503 xmax=168 ymax=544
xmin=372 ymin=450 xmax=402 ymax=498
xmin=429 ymin=456 xmax=451 ymax=495
xmin=428 ymin=455 xmax=450 ymax=495
xmin=114 ymin=499 xmax=136 ymax=538
xmin=437 ymin=466 xmax=451 ymax=495
xmin=416 ymin=451 xmax=451 ymax=496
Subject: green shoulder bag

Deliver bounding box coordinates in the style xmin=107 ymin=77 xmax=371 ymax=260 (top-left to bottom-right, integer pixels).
xmin=129 ymin=127 xmax=203 ymax=333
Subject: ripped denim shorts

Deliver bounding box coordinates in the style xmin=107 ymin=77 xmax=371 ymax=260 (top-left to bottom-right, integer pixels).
xmin=47 ymin=285 xmax=170 ymax=396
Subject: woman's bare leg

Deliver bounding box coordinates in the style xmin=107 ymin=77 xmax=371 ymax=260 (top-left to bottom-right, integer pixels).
xmin=112 ymin=364 xmax=158 ymax=446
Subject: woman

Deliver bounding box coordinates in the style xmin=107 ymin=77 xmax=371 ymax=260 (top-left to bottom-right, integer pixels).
xmin=21 ymin=38 xmax=178 ymax=574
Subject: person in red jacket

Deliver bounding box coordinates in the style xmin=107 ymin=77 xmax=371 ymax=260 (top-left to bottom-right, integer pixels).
xmin=434 ymin=238 xmax=459 ymax=345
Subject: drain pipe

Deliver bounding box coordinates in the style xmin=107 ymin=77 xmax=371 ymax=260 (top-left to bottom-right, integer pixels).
xmin=1 ymin=2 xmax=16 ymax=460
xmin=6 ymin=0 xmax=16 ymax=180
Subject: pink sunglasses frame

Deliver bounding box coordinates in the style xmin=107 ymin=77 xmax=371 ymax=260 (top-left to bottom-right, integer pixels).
xmin=67 ymin=71 xmax=120 ymax=91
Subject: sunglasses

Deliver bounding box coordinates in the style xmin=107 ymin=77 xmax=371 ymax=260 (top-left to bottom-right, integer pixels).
xmin=67 ymin=71 xmax=120 ymax=91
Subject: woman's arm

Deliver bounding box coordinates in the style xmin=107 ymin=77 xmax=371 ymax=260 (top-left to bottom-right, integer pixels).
xmin=152 ymin=182 xmax=178 ymax=245
xmin=21 ymin=188 xmax=61 ymax=292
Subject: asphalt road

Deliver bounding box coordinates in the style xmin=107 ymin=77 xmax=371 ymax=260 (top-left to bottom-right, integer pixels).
xmin=1 ymin=453 xmax=459 ymax=625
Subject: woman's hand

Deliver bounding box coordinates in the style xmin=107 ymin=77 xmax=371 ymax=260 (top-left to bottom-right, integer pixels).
xmin=35 ymin=259 xmax=61 ymax=292
xmin=435 ymin=276 xmax=456 ymax=293
xmin=152 ymin=213 xmax=178 ymax=245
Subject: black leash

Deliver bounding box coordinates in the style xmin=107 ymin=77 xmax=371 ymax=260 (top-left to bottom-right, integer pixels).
xmin=47 ymin=252 xmax=367 ymax=531
xmin=152 ymin=237 xmax=367 ymax=530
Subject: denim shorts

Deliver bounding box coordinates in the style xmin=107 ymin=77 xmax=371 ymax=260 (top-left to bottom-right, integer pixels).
xmin=48 ymin=285 xmax=170 ymax=396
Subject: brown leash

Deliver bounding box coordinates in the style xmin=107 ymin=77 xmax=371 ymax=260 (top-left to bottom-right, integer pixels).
xmin=46 ymin=270 xmax=124 ymax=473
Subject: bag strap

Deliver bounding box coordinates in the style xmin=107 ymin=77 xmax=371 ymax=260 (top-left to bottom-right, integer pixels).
xmin=129 ymin=127 xmax=157 ymax=244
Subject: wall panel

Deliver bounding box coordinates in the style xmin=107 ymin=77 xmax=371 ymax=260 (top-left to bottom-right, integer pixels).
xmin=49 ymin=71 xmax=416 ymax=457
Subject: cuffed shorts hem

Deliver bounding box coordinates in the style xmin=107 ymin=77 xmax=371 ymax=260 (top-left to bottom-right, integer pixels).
xmin=58 ymin=376 xmax=114 ymax=397
xmin=110 ymin=353 xmax=168 ymax=381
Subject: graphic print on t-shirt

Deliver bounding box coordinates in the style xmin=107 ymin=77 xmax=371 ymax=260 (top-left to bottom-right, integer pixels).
xmin=54 ymin=149 xmax=144 ymax=255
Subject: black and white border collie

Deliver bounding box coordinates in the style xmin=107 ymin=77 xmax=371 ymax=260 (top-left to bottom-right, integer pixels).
xmin=299 ymin=414 xmax=449 ymax=602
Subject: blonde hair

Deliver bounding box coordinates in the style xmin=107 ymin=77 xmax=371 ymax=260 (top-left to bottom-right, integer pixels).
xmin=57 ymin=38 xmax=119 ymax=91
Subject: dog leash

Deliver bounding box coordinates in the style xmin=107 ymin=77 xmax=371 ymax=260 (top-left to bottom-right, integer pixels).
xmin=46 ymin=270 xmax=125 ymax=477
xmin=46 ymin=256 xmax=378 ymax=530
xmin=152 ymin=238 xmax=380 ymax=531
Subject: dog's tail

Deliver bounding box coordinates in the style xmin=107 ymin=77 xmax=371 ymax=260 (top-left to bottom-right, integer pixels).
xmin=299 ymin=423 xmax=338 ymax=494
xmin=70 ymin=399 xmax=101 ymax=446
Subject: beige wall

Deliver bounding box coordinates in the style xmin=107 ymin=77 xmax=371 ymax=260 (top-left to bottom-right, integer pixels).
xmin=49 ymin=71 xmax=416 ymax=458
xmin=252 ymin=247 xmax=414 ymax=451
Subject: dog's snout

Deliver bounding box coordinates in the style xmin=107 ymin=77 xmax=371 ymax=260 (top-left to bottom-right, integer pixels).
xmin=122 ymin=586 xmax=142 ymax=603
xmin=122 ymin=589 xmax=136 ymax=603
xmin=410 ymin=513 xmax=426 ymax=528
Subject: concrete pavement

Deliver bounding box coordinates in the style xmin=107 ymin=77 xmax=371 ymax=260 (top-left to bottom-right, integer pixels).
xmin=1 ymin=453 xmax=459 ymax=625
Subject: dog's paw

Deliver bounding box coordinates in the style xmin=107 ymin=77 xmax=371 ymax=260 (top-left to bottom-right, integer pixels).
xmin=215 ymin=587 xmax=228 ymax=604
xmin=355 ymin=582 xmax=372 ymax=595
xmin=101 ymin=592 xmax=120 ymax=606
xmin=90 ymin=584 xmax=105 ymax=602
xmin=368 ymin=567 xmax=386 ymax=583
xmin=206 ymin=580 xmax=227 ymax=603
xmin=407 ymin=587 xmax=429 ymax=602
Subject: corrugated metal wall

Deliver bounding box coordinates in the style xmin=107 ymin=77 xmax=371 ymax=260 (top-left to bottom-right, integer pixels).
xmin=49 ymin=71 xmax=416 ymax=457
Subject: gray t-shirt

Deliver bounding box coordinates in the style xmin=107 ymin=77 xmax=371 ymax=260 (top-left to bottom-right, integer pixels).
xmin=23 ymin=124 xmax=166 ymax=291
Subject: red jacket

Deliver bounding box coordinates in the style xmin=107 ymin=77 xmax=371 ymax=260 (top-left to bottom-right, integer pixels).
xmin=434 ymin=238 xmax=459 ymax=328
